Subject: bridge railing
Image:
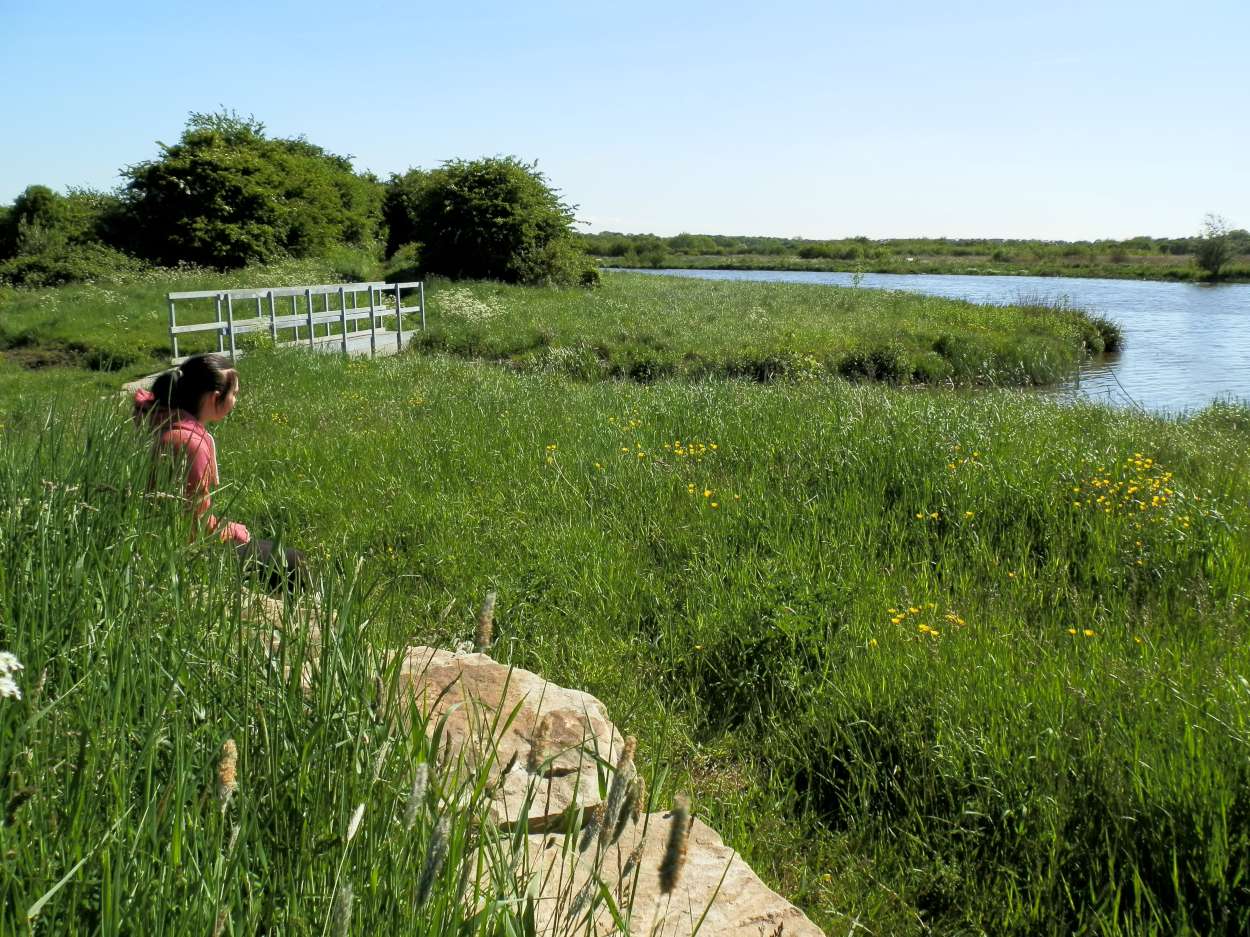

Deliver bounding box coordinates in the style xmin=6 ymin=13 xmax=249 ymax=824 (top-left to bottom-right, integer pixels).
xmin=166 ymin=281 xmax=425 ymax=364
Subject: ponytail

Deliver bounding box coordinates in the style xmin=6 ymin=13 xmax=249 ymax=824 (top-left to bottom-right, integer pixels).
xmin=134 ymin=353 xmax=237 ymax=423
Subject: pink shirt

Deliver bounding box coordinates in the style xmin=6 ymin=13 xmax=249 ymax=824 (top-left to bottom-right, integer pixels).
xmin=134 ymin=389 xmax=250 ymax=545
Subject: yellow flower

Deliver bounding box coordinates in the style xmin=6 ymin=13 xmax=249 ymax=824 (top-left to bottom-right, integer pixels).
xmin=891 ymin=616 xmax=902 ymax=624
xmin=908 ymin=606 xmax=919 ymax=614
xmin=1083 ymin=629 xmax=1096 ymax=637
xmin=710 ymin=502 xmax=719 ymax=509
xmin=703 ymin=489 xmax=712 ymax=498
xmin=868 ymin=639 xmax=878 ymax=648
xmin=1067 ymin=628 xmax=1077 ymax=635
xmin=964 ymin=511 xmax=974 ymax=518
xmin=918 ymin=624 xmax=931 ymax=633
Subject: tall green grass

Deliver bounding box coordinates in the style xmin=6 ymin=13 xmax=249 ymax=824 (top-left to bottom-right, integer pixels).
xmin=169 ymin=349 xmax=1249 ymax=935
xmin=0 ymin=405 xmax=664 ymax=934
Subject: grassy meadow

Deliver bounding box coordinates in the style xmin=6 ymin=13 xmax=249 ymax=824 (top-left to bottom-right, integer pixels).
xmin=2 ymin=268 xmax=1249 ymax=934
xmin=414 ymin=273 xmax=1121 ymax=386
xmin=1 ymin=269 xmax=1117 ymax=401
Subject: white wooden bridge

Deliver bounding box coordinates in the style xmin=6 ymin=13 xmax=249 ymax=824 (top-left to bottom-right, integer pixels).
xmin=166 ymin=281 xmax=425 ymax=364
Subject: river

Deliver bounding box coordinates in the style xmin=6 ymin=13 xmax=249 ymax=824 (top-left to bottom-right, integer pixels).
xmin=629 ymin=268 xmax=1250 ymax=414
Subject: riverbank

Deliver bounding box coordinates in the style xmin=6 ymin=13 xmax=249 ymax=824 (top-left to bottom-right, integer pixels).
xmin=597 ymin=252 xmax=1250 ymax=283
xmin=0 ymin=267 xmax=1119 ymax=404
xmin=411 ymin=272 xmax=1117 ymax=386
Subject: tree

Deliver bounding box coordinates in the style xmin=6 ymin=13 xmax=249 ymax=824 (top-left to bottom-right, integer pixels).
xmin=122 ymin=111 xmax=382 ymax=268
xmin=383 ymin=157 xmax=592 ymax=286
xmin=1194 ymin=213 xmax=1235 ymax=278
xmin=0 ymin=184 xmax=134 ymax=286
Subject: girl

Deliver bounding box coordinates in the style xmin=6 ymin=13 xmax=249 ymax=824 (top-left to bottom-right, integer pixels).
xmin=134 ymin=353 xmax=306 ymax=591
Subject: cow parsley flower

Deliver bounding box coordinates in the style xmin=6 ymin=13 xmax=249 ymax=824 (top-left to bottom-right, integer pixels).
xmin=0 ymin=652 xmax=23 ymax=701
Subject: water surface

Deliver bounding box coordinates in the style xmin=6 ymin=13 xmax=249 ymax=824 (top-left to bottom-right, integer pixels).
xmin=630 ymin=268 xmax=1250 ymax=414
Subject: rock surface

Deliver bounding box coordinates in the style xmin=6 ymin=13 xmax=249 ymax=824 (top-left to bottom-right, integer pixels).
xmin=527 ymin=810 xmax=825 ymax=937
xmin=390 ymin=646 xmax=626 ymax=829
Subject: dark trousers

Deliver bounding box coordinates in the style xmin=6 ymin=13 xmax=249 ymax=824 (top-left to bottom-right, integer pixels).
xmin=237 ymin=539 xmax=308 ymax=593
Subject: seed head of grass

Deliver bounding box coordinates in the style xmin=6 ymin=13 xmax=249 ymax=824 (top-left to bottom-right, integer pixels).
xmin=600 ymin=736 xmax=637 ymax=847
xmin=613 ymin=774 xmax=646 ymax=843
xmin=659 ymin=796 xmax=692 ymax=895
xmin=404 ymin=762 xmax=430 ymax=831
xmin=579 ymin=802 xmax=606 ymax=854
xmin=416 ymin=814 xmax=450 ymax=906
xmin=621 ymin=842 xmax=645 ymax=882
xmin=346 ymin=803 xmax=365 ymax=843
xmin=215 ymin=739 xmax=238 ymax=813
xmin=474 ymin=590 xmax=497 ymax=652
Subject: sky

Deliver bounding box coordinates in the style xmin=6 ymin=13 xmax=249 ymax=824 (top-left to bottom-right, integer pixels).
xmin=2 ymin=0 xmax=1247 ymax=240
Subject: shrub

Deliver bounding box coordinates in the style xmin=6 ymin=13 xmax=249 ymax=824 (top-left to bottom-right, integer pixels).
xmin=382 ymin=157 xmax=593 ymax=286
xmin=1194 ymin=213 xmax=1235 ymax=278
xmin=0 ymin=242 xmax=144 ymax=288
xmin=383 ymin=242 xmax=423 ymax=283
xmin=122 ymin=111 xmax=383 ymax=268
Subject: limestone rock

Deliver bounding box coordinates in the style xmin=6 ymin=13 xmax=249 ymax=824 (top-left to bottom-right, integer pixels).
xmin=390 ymin=646 xmax=625 ymax=829
xmin=527 ymin=810 xmax=824 ymax=937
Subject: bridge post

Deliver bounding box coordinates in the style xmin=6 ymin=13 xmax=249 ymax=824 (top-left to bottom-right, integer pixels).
xmin=225 ymin=294 xmax=237 ymax=361
xmin=394 ymin=283 xmax=404 ymax=351
xmin=369 ymin=287 xmax=377 ymax=358
xmin=168 ymin=297 xmax=179 ymax=362
xmin=339 ymin=286 xmax=349 ymax=355
xmin=305 ymin=289 xmax=315 ymax=349
xmin=214 ymin=295 xmax=225 ymax=353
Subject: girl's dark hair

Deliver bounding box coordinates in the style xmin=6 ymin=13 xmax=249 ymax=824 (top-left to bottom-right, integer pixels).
xmin=147 ymin=353 xmax=238 ymax=416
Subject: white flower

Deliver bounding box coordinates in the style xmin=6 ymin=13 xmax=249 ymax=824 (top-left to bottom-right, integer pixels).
xmin=0 ymin=652 xmax=24 ymax=700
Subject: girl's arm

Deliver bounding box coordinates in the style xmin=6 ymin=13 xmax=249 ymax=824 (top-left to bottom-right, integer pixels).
xmin=166 ymin=427 xmax=251 ymax=545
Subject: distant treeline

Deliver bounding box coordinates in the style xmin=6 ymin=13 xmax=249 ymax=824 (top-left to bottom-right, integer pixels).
xmin=580 ymin=230 xmax=1250 ymax=266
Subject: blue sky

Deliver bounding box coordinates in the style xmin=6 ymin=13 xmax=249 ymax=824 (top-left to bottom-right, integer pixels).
xmin=2 ymin=0 xmax=1247 ymax=239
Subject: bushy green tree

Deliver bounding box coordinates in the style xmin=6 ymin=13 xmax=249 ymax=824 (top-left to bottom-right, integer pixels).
xmin=0 ymin=185 xmax=133 ymax=286
xmin=1194 ymin=213 xmax=1234 ymax=277
xmin=383 ymin=157 xmax=592 ymax=286
xmin=122 ymin=111 xmax=382 ymax=268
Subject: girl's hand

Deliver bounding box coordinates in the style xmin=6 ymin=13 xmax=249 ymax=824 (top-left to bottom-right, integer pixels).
xmin=219 ymin=521 xmax=251 ymax=545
